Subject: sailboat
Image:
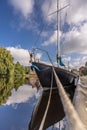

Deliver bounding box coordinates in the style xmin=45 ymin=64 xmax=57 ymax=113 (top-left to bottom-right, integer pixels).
xmin=30 ymin=0 xmax=79 ymax=91
xmin=29 ymin=0 xmax=79 ymax=129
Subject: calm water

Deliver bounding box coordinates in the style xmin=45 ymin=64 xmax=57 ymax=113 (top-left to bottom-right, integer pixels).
xmin=0 ymin=77 xmax=64 ymax=130
xmin=0 ymin=77 xmax=39 ymax=130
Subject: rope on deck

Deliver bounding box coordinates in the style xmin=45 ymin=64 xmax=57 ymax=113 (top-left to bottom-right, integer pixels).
xmin=53 ymin=67 xmax=86 ymax=130
xmin=38 ymin=68 xmax=54 ymax=130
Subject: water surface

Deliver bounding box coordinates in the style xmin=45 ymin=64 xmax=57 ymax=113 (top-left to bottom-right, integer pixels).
xmin=0 ymin=77 xmax=37 ymax=130
xmin=0 ymin=77 xmax=65 ymax=130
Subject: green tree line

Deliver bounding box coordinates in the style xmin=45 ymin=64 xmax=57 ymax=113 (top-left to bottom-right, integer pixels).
xmin=82 ymin=62 xmax=87 ymax=75
xmin=0 ymin=47 xmax=14 ymax=75
xmin=0 ymin=76 xmax=26 ymax=105
xmin=0 ymin=47 xmax=29 ymax=76
xmin=0 ymin=47 xmax=30 ymax=105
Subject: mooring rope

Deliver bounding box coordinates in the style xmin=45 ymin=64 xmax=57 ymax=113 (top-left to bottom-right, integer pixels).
xmin=38 ymin=68 xmax=54 ymax=130
xmin=53 ymin=67 xmax=86 ymax=130
xmin=38 ymin=67 xmax=86 ymax=130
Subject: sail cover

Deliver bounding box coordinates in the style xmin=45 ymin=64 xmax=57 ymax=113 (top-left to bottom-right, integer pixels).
xmin=29 ymin=88 xmax=65 ymax=130
xmin=60 ymin=56 xmax=65 ymax=66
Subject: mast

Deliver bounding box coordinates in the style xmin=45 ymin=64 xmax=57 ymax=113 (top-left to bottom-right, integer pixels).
xmin=48 ymin=0 xmax=69 ymax=66
xmin=56 ymin=0 xmax=69 ymax=66
xmin=57 ymin=0 xmax=60 ymax=66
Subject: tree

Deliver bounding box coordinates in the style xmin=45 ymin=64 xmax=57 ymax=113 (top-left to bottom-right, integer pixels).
xmin=0 ymin=47 xmax=14 ymax=75
xmin=14 ymin=62 xmax=25 ymax=76
xmin=81 ymin=61 xmax=87 ymax=75
xmin=0 ymin=76 xmax=25 ymax=105
xmin=85 ymin=61 xmax=87 ymax=68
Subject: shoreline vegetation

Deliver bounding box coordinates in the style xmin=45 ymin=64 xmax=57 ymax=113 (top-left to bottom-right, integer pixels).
xmin=0 ymin=73 xmax=30 ymax=79
xmin=0 ymin=47 xmax=87 ymax=83
xmin=0 ymin=47 xmax=29 ymax=77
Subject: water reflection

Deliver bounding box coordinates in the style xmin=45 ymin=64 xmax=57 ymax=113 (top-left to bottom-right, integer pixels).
xmin=0 ymin=77 xmax=37 ymax=130
xmin=0 ymin=77 xmax=14 ymax=105
xmin=0 ymin=76 xmax=26 ymax=105
xmin=0 ymin=77 xmax=61 ymax=130
xmin=6 ymin=84 xmax=36 ymax=105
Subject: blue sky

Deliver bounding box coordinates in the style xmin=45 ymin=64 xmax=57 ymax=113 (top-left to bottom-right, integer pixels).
xmin=0 ymin=0 xmax=87 ymax=68
xmin=0 ymin=0 xmax=38 ymax=49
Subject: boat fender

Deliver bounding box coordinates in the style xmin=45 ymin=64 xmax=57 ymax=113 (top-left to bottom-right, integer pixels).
xmin=31 ymin=65 xmax=40 ymax=71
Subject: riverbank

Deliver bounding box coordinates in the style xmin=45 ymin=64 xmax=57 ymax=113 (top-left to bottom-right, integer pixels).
xmin=80 ymin=76 xmax=87 ymax=86
xmin=29 ymin=70 xmax=42 ymax=91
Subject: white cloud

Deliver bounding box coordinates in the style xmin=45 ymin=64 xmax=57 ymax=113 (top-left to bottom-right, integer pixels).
xmin=6 ymin=46 xmax=29 ymax=66
xmin=9 ymin=0 xmax=34 ymax=19
xmin=82 ymin=56 xmax=87 ymax=62
xmin=41 ymin=31 xmax=49 ymax=37
xmin=6 ymin=46 xmax=42 ymax=66
xmin=35 ymin=53 xmax=42 ymax=61
xmin=42 ymin=30 xmax=61 ymax=46
xmin=42 ymin=31 xmax=57 ymax=46
xmin=68 ymin=0 xmax=87 ymax=24
xmin=41 ymin=0 xmax=57 ymax=22
xmin=63 ymin=56 xmax=71 ymax=62
xmin=41 ymin=0 xmax=87 ymax=55
xmin=62 ymin=22 xmax=87 ymax=55
xmin=62 ymin=56 xmax=71 ymax=66
xmin=41 ymin=0 xmax=69 ymax=23
xmin=41 ymin=0 xmax=87 ymax=25
xmin=62 ymin=55 xmax=87 ymax=69
xmin=6 ymin=85 xmax=36 ymax=105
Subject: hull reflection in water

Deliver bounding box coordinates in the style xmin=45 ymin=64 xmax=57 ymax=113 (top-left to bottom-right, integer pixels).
xmin=29 ymin=62 xmax=79 ymax=129
xmin=29 ymin=88 xmax=65 ymax=130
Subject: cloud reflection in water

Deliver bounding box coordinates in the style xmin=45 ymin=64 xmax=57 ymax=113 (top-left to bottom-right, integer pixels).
xmin=6 ymin=85 xmax=37 ymax=106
